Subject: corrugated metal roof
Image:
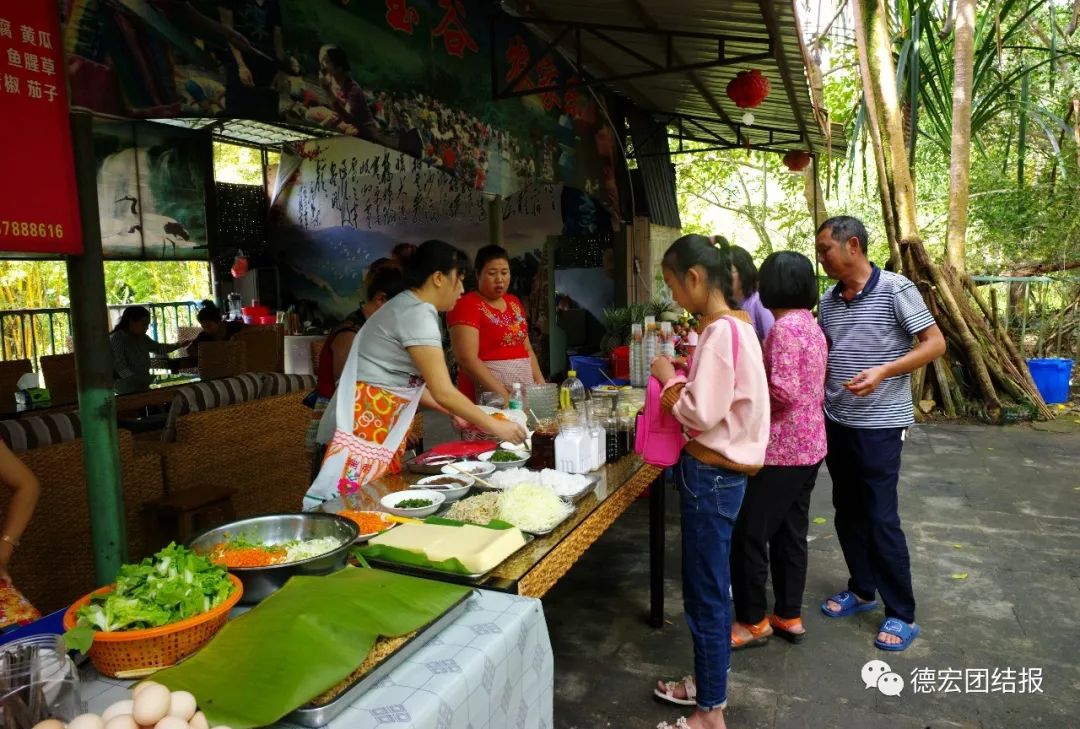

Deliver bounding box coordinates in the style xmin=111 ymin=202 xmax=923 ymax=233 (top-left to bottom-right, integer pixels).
xmin=501 ymin=0 xmax=843 ymax=156
xmin=151 ymin=118 xmax=334 ymax=147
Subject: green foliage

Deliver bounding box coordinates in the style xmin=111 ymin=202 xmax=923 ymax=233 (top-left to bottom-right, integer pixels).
xmin=213 ymin=142 xmax=264 ymax=185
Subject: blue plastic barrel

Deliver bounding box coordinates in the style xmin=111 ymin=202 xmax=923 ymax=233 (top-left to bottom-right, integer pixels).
xmin=1026 ymin=358 xmax=1074 ymax=404
xmin=569 ymin=356 xmax=612 ymax=389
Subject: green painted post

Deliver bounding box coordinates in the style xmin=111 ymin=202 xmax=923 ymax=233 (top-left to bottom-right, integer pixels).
xmin=66 ymin=112 xmax=127 ymax=582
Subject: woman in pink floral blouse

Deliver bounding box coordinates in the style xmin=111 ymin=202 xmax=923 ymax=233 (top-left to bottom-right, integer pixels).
xmin=730 ymin=251 xmax=828 ymax=648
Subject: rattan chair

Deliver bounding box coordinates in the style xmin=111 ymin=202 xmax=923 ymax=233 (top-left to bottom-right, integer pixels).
xmin=40 ymin=354 xmax=78 ymax=405
xmin=157 ymin=392 xmax=312 ymax=518
xmin=233 ymin=326 xmax=282 ymax=373
xmin=197 ymin=340 xmax=247 ymax=380
xmin=0 ymin=359 xmax=32 ymax=410
xmin=0 ymin=431 xmax=164 ymax=612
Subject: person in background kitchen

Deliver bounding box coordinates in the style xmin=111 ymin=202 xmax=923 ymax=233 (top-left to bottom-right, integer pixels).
xmin=186 ymin=300 xmax=246 ymax=358
xmin=0 ymin=441 xmax=41 ymax=630
xmin=110 ymin=306 xmax=186 ymax=392
xmin=448 ymin=245 xmax=546 ymax=406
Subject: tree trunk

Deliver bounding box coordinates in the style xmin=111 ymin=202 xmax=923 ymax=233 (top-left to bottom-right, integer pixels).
xmin=850 ymin=0 xmax=1053 ymax=423
xmin=802 ymin=162 xmax=828 ymax=228
xmin=945 ymin=0 xmax=975 ymax=274
xmin=852 ymin=0 xmax=917 ymax=269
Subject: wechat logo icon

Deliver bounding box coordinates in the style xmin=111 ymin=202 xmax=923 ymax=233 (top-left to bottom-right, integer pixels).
xmin=862 ymin=659 xmax=905 ymax=696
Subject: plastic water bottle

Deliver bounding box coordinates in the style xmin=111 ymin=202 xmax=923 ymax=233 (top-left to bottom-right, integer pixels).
xmin=559 ymin=370 xmax=587 ymax=411
xmin=508 ymin=383 xmax=524 ymax=410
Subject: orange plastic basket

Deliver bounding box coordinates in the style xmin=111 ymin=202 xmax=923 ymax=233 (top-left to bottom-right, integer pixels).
xmin=62 ymin=573 xmax=243 ymax=678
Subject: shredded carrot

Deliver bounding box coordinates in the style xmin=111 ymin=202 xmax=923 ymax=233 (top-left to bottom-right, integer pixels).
xmin=338 ymin=510 xmax=390 ymax=535
xmin=209 ymin=544 xmax=287 ymax=568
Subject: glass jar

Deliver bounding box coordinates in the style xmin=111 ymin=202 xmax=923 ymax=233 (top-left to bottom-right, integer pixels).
xmin=529 ymin=417 xmax=559 ymax=471
xmin=605 ymin=414 xmax=621 ymax=464
xmin=0 ymin=635 xmax=83 ymax=723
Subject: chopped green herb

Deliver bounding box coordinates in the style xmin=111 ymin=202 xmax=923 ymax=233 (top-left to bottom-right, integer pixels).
xmin=490 ymin=450 xmax=523 ymax=462
xmin=396 ymin=498 xmax=434 ymax=509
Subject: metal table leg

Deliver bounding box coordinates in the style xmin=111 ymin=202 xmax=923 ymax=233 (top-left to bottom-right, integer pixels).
xmin=648 ymin=471 xmax=666 ymax=627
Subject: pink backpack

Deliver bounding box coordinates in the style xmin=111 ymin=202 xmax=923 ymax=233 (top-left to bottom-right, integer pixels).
xmin=635 ymin=317 xmax=740 ymax=467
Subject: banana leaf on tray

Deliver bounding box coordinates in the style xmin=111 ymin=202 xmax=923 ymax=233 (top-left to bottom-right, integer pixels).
xmin=151 ymin=566 xmax=471 ymax=729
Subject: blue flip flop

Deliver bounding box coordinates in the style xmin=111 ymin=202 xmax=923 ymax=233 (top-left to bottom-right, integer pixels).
xmin=874 ymin=618 xmax=921 ymax=651
xmin=820 ymin=590 xmax=879 ymax=618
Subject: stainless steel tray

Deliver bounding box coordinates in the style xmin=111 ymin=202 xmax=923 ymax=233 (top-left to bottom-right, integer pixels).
xmin=471 ymin=472 xmax=600 ymax=502
xmin=363 ymin=533 xmax=534 ymax=584
xmin=520 ymin=503 xmax=577 ymax=537
xmin=287 ymin=591 xmax=473 ymax=727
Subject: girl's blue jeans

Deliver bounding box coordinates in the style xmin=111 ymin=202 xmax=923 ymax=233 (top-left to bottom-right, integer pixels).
xmin=676 ymin=452 xmax=747 ymax=711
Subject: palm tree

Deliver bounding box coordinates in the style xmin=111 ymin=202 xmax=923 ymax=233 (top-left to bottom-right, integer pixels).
xmin=944 ymin=0 xmax=976 ymax=274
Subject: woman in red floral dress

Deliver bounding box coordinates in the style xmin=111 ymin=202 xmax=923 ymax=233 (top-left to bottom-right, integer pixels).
xmin=448 ymin=245 xmax=546 ymax=406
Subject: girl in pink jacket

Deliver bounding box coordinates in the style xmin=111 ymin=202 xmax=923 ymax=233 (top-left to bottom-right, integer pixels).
xmin=652 ymin=235 xmax=770 ymax=729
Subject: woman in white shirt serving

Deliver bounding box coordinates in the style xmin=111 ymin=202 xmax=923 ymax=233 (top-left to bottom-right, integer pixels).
xmin=306 ymin=240 xmax=526 ymax=509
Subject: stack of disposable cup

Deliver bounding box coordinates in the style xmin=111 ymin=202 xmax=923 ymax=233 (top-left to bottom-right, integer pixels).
xmin=660 ymin=321 xmax=675 ymax=358
xmin=643 ymin=316 xmax=657 ymax=383
xmin=630 ymin=323 xmax=643 ymax=387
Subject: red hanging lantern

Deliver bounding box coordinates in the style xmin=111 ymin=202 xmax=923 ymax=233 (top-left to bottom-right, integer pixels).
xmin=725 ymin=69 xmax=771 ymax=109
xmin=782 ymin=150 xmax=812 ymax=172
xmin=231 ymin=251 xmax=249 ymax=279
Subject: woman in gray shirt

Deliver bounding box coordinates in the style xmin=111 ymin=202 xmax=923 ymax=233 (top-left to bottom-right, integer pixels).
xmin=109 ymin=306 xmax=184 ymax=391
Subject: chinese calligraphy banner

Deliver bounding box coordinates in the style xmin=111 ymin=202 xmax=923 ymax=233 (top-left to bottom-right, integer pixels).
xmin=0 ymin=1 xmax=81 ymax=254
xmin=271 ymin=135 xmax=560 ymax=322
xmin=94 ymin=121 xmax=211 ymax=260
xmin=62 ymin=0 xmax=619 ymax=213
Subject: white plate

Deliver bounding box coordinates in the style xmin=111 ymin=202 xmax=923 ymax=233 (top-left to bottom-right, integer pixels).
xmin=441 ymin=460 xmax=497 ymax=480
xmin=380 ymin=489 xmax=446 ymax=518
xmin=414 ymin=475 xmax=473 ymax=502
xmin=476 ymin=450 xmax=529 ymax=470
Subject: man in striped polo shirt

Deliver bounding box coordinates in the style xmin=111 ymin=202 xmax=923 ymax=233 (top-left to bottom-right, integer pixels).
xmin=814 ymin=216 xmax=946 ymax=652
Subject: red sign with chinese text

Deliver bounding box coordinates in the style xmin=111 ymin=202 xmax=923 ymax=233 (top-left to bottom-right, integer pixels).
xmin=0 ymin=1 xmax=81 ymax=254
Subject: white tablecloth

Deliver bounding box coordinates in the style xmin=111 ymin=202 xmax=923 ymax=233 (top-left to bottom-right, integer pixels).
xmin=284 ymin=335 xmax=325 ymax=375
xmin=81 ymin=589 xmax=553 ymax=729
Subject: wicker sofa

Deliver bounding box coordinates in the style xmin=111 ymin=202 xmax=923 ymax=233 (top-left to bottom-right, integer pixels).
xmin=147 ymin=373 xmax=316 ymax=519
xmin=0 ymin=414 xmax=164 ymax=613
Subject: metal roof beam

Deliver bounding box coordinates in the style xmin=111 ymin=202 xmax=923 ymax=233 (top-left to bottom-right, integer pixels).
xmin=492 ymin=12 xmax=773 ymax=101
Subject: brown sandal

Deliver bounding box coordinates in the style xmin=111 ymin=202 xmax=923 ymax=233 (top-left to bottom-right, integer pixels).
xmin=731 ymin=618 xmax=773 ymax=649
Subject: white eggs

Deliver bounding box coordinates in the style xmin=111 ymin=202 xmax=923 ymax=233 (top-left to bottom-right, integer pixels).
xmin=132 ymin=683 xmax=171 ymax=725
xmin=102 ymin=699 xmax=134 ymax=723
xmin=167 ymin=690 xmax=197 ymax=721
xmin=154 ymin=718 xmax=189 ymax=729
xmin=68 ymin=714 xmax=106 ymax=729
xmin=104 ymin=716 xmax=138 ymax=729
xmin=131 ymin=681 xmax=161 ymax=699
xmin=31 ymin=721 xmax=67 ymax=729
xmin=189 ymin=711 xmax=209 ymax=729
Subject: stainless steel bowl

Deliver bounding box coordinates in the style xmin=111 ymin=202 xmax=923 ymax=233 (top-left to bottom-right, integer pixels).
xmin=189 ymin=513 xmax=359 ymax=604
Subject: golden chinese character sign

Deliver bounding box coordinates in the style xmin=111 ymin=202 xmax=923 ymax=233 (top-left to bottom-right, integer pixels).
xmin=0 ymin=1 xmax=81 ymax=254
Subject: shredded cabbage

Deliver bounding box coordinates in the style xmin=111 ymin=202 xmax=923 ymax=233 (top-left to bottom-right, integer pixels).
xmin=498 ymin=484 xmax=573 ymax=533
xmin=285 ymin=537 xmax=344 ymax=562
